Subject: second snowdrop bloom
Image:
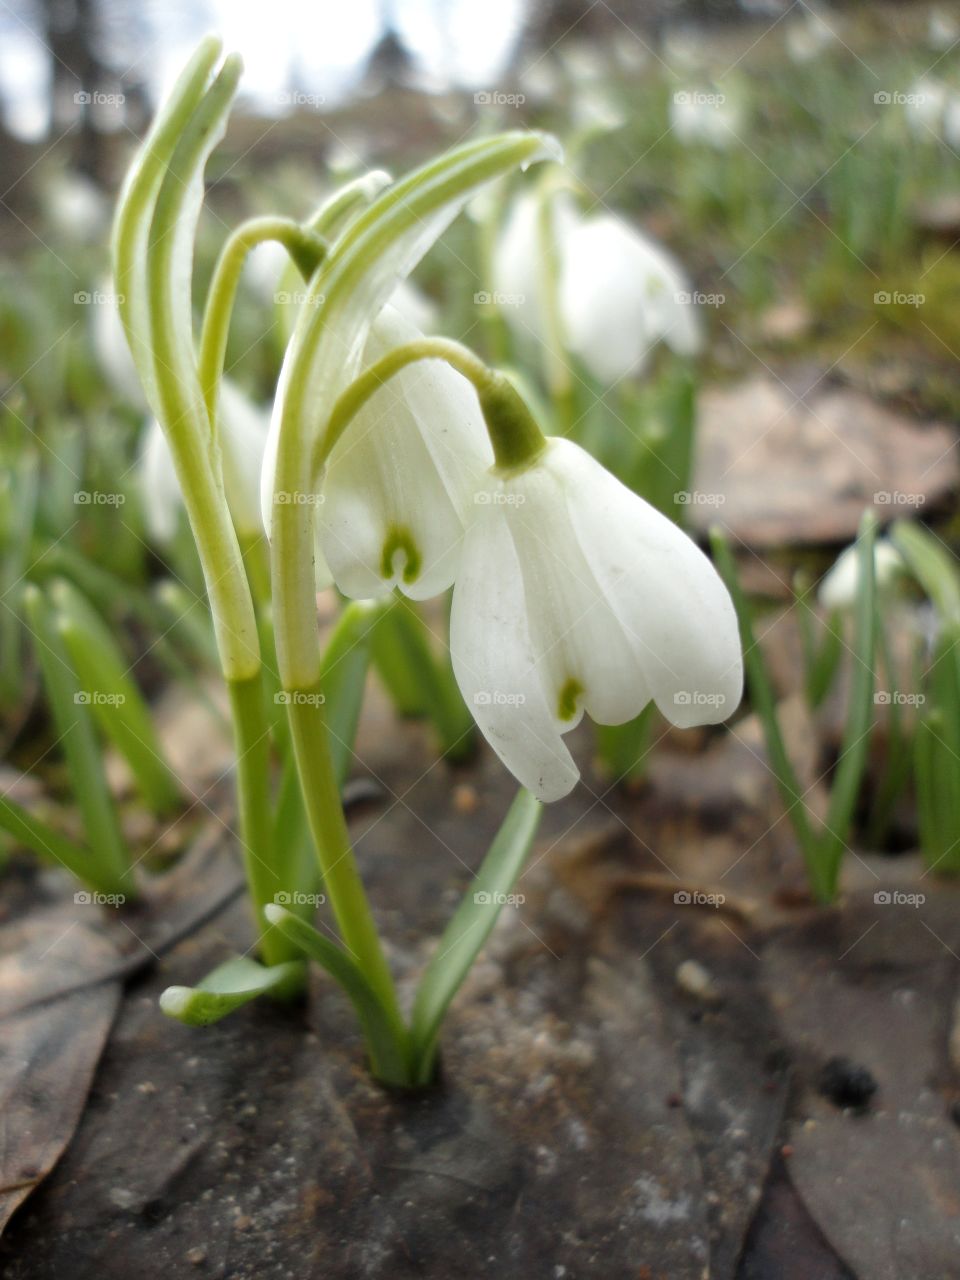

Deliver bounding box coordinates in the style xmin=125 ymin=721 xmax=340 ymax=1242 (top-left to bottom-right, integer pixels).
xmin=451 ymin=436 xmax=743 ymax=801
xmin=494 ymin=190 xmax=700 ymax=385
xmin=316 ymin=304 xmax=494 ymax=600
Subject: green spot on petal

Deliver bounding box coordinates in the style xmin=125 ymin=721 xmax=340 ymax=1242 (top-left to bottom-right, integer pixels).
xmin=557 ymin=677 xmax=584 ymax=722
xmin=380 ymin=526 xmax=422 ymax=585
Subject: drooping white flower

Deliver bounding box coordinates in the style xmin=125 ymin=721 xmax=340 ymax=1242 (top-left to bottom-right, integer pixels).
xmin=450 ymin=437 xmax=743 ymax=800
xmin=669 ymin=89 xmax=743 ymax=148
xmin=140 ymin=381 xmax=269 ymax=543
xmin=316 ymin=304 xmax=493 ymax=600
xmin=493 ymin=191 xmax=700 ymax=385
xmin=818 ymin=539 xmax=904 ymax=612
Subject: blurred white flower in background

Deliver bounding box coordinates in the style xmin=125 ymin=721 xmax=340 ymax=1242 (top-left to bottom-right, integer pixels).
xmin=669 ymin=89 xmax=743 ymax=148
xmin=92 ymin=282 xmax=149 ymax=409
xmin=818 ymin=539 xmax=905 ymax=611
xmin=928 ymin=8 xmax=960 ymax=51
xmin=493 ymin=190 xmax=700 ymax=385
xmin=41 ymin=171 xmax=109 ymax=244
xmin=785 ymin=7 xmax=841 ymax=64
xmin=140 ymin=382 xmax=270 ymax=543
xmin=899 ymin=78 xmax=960 ymax=149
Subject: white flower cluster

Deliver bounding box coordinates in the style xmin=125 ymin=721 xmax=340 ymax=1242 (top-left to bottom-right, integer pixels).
xmin=102 ymin=174 xmax=742 ymax=801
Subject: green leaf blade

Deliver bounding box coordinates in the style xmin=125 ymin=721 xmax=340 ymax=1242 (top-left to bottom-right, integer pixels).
xmin=410 ymin=789 xmax=542 ymax=1084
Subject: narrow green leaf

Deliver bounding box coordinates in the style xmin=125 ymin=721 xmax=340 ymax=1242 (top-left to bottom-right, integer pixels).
xmin=159 ymin=954 xmax=305 ymax=1026
xmin=410 ymin=789 xmax=542 ymax=1084
xmin=265 ymin=905 xmax=412 ymax=1085
xmin=807 ymin=609 xmax=845 ymax=709
xmin=371 ymin=598 xmax=473 ymax=759
xmin=820 ymin=511 xmax=878 ymax=893
xmin=0 ymin=793 xmax=123 ymax=897
xmin=319 ymin=599 xmax=381 ymax=783
xmin=23 ymin=585 xmax=130 ymax=889
xmin=50 ymin=578 xmax=180 ymax=815
xmin=595 ymin=703 xmax=657 ymax=785
xmin=891 ymin=519 xmax=960 ymax=628
xmin=710 ymin=528 xmax=818 ymax=860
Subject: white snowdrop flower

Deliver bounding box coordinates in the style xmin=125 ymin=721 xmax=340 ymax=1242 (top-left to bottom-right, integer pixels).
xmin=451 ymin=436 xmax=742 ymax=801
xmin=493 ymin=191 xmax=700 ymax=385
xmin=818 ymin=539 xmax=905 ymax=612
xmin=140 ymin=381 xmax=270 ymax=543
xmin=905 ymin=79 xmax=949 ymax=139
xmin=669 ymin=90 xmax=743 ymax=149
xmin=316 ymin=304 xmax=493 ymax=600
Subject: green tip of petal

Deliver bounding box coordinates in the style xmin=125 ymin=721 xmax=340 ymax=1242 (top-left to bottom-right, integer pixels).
xmin=557 ymin=677 xmax=584 ymax=722
xmin=380 ymin=526 xmax=422 ymax=585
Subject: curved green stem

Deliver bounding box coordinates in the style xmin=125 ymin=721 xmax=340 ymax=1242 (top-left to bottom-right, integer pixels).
xmin=285 ymin=686 xmax=404 ymax=1026
xmin=198 ymin=216 xmax=326 ymax=425
xmin=307 ymin=170 xmax=393 ymax=240
xmin=313 ymin=337 xmax=547 ymax=481
xmin=145 ymin=55 xmax=260 ymax=681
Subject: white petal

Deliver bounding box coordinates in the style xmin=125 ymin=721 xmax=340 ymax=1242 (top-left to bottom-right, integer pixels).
xmin=388 ymin=278 xmax=437 ymax=332
xmin=545 ymin=439 xmax=742 ymax=726
xmin=494 ymin=458 xmax=652 ymax=728
xmin=218 ymin=381 xmax=270 ymax=538
xmin=318 ymin=305 xmax=491 ymax=600
xmin=451 ymin=504 xmax=579 ymax=801
xmin=558 ymin=216 xmax=700 ymax=382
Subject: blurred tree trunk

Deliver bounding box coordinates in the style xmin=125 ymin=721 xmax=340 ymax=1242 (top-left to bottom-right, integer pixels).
xmin=43 ymin=0 xmax=106 ymax=177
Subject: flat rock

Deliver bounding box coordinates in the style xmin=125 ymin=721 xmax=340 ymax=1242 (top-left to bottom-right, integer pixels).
xmin=691 ymin=377 xmax=958 ymax=546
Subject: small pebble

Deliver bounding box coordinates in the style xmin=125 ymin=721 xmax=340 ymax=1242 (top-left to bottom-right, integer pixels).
xmin=186 ymin=1247 xmax=206 ymax=1266
xmin=818 ymin=1055 xmax=878 ymax=1110
xmin=675 ymin=959 xmax=721 ymax=1005
xmin=452 ymin=783 xmax=479 ymax=815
